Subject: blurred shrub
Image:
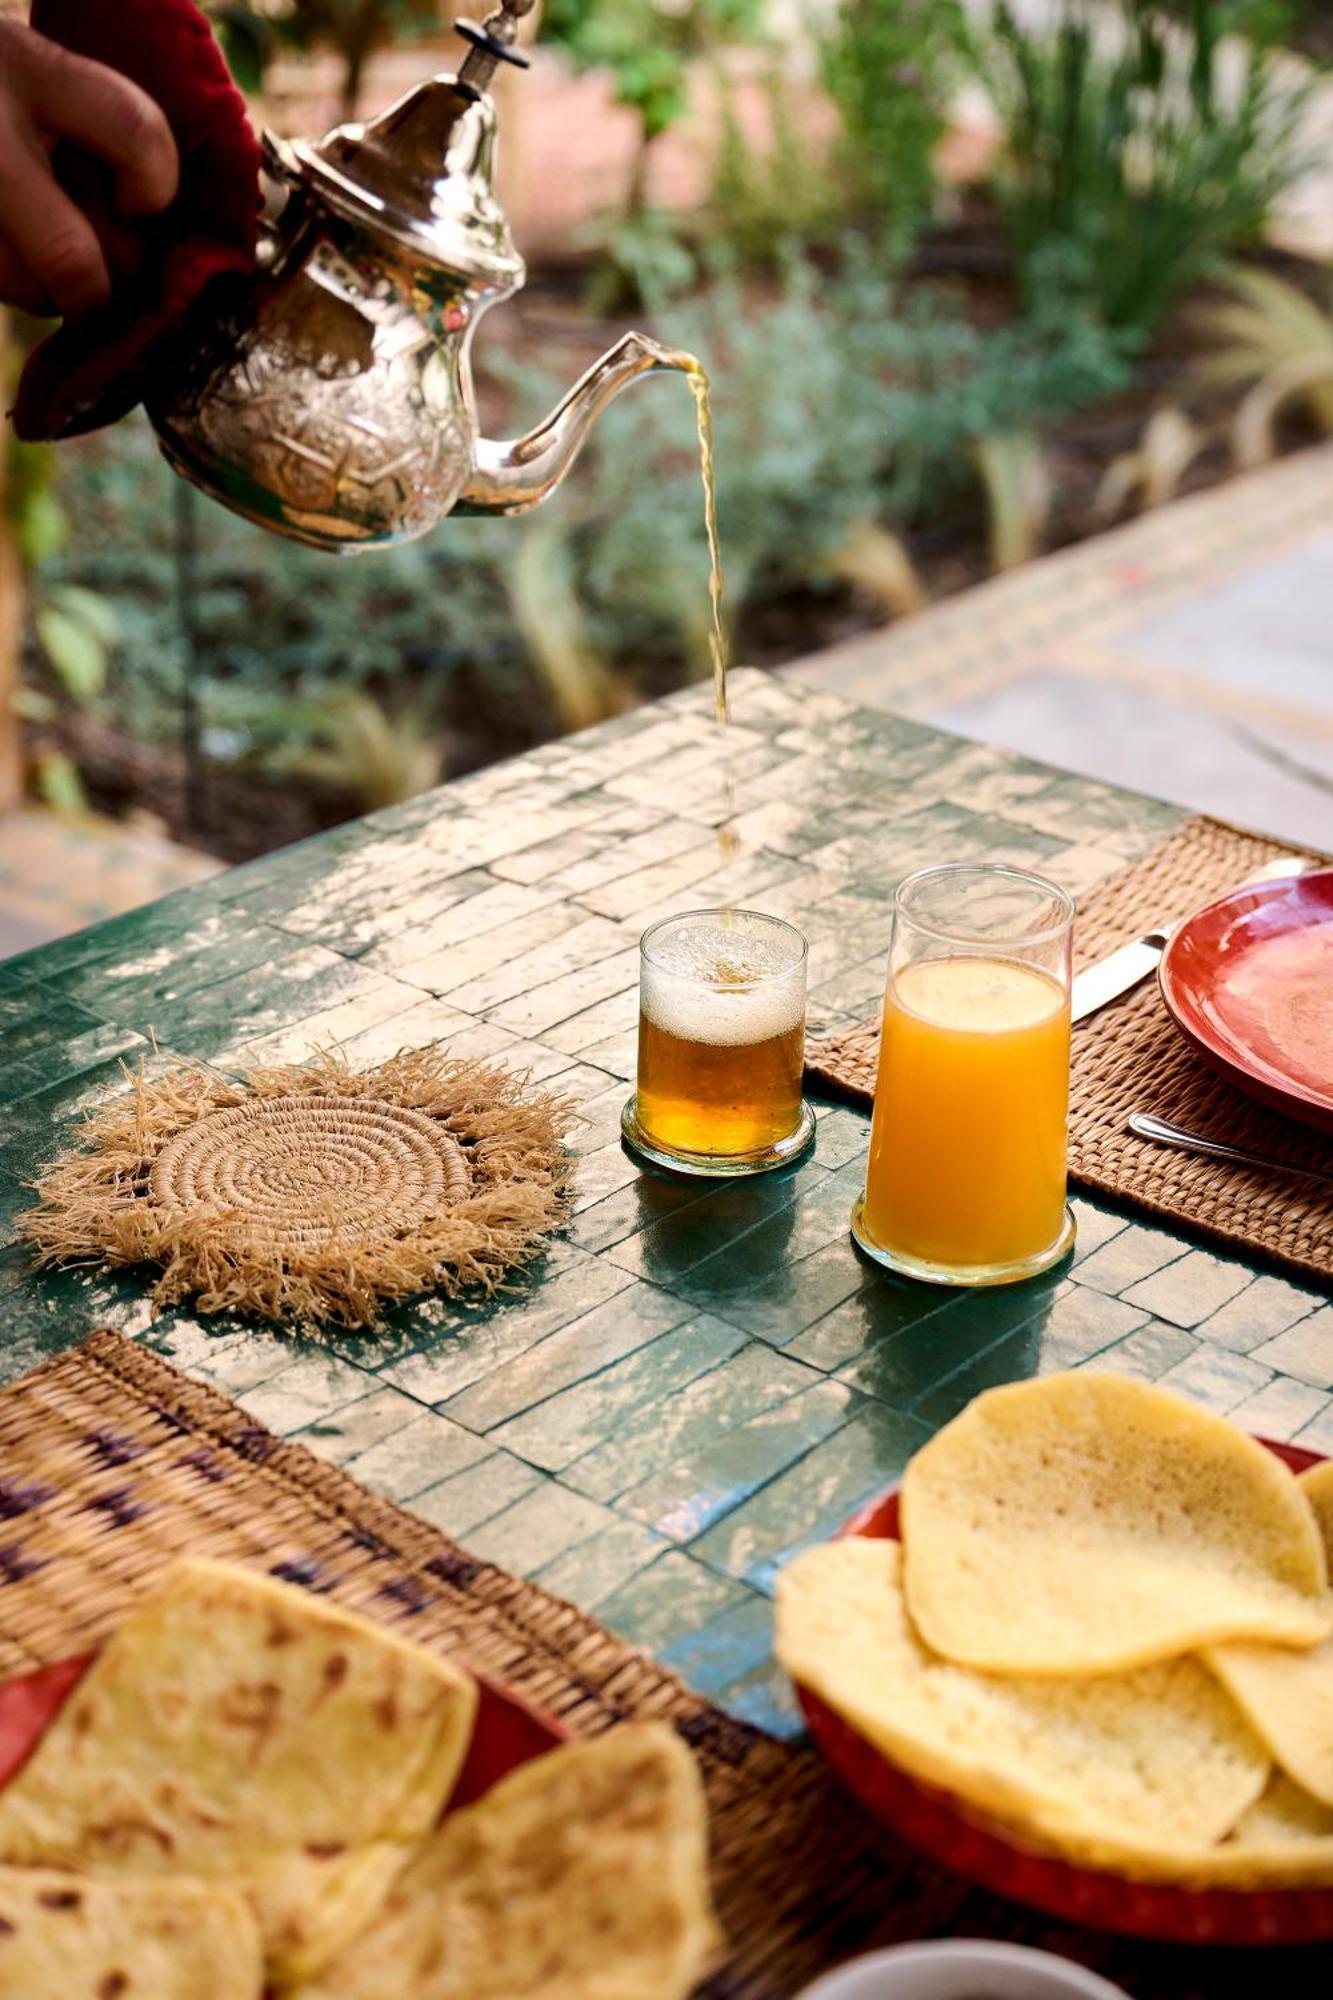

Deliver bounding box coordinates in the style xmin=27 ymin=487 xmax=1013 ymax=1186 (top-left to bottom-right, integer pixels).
xmin=38 ymin=253 xmax=1129 ymax=791
xmin=979 ymin=0 xmax=1311 ymax=341
xmin=820 ymin=0 xmax=968 ymax=257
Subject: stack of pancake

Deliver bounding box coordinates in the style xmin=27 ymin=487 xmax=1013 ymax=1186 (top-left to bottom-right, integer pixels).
xmin=777 ymin=1372 xmax=1333 ymax=1887
xmin=0 ymin=1561 xmax=716 ymax=1996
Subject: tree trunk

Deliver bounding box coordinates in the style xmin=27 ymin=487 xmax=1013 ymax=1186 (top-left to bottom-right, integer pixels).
xmin=0 ymin=315 xmax=24 ymax=816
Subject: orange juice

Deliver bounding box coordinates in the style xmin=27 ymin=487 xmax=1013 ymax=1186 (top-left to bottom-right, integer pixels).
xmin=858 ymin=955 xmax=1070 ymax=1274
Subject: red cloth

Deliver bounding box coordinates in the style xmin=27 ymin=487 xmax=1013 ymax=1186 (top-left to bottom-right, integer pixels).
xmin=12 ymin=0 xmax=262 ymax=441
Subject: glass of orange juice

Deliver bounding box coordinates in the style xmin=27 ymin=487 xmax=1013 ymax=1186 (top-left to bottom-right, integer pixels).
xmin=852 ymin=863 xmax=1076 ymax=1286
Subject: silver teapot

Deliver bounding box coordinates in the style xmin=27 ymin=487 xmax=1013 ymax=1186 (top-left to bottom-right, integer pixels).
xmin=148 ymin=0 xmax=691 ymax=552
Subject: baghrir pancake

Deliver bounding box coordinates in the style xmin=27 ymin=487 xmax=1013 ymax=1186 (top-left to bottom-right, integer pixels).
xmin=775 ymin=1536 xmax=1268 ymax=1850
xmin=900 ymin=1373 xmax=1331 ymax=1676
xmin=1207 ymin=1458 xmax=1333 ymax=1809
xmin=779 ymin=1372 xmax=1333 ymax=1893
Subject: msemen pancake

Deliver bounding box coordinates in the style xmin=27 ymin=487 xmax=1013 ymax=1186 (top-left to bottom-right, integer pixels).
xmin=775 ymin=1537 xmax=1268 ymax=1850
xmin=900 ymin=1374 xmax=1330 ymax=1675
xmin=0 ymin=1559 xmax=477 ymax=1985
xmin=295 ymin=1724 xmax=716 ymax=2000
xmin=0 ymin=1864 xmax=263 ymax=1998
xmin=1207 ymin=1456 xmax=1333 ymax=1808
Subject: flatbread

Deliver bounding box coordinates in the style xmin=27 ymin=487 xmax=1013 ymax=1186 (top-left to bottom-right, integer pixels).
xmin=900 ymin=1374 xmax=1331 ymax=1675
xmin=775 ymin=1536 xmax=1268 ymax=1852
xmin=1001 ymin=1774 xmax=1333 ymax=1888
xmin=295 ymin=1723 xmax=717 ymax=2000
xmin=1206 ymin=1456 xmax=1333 ymax=1807
xmin=0 ymin=1863 xmax=263 ymax=1998
xmin=0 ymin=1560 xmax=477 ymax=1986
xmin=1302 ymin=1457 xmax=1333 ymax=1550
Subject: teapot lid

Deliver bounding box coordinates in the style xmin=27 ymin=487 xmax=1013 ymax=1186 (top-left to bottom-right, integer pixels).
xmin=289 ymin=75 xmax=525 ymax=291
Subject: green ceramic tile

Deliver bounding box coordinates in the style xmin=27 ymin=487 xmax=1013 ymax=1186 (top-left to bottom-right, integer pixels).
xmin=602 ymin=1157 xmax=830 ymax=1283
xmin=566 ymin=1342 xmax=827 ymax=1505
xmin=836 ymin=1273 xmax=1063 ymax=1413
xmin=234 ymin=1352 xmax=380 ymax=1434
xmin=463 ymin=1482 xmax=619 ymax=1575
xmin=1229 ymin=1375 xmax=1329 ymax=1443
xmin=409 ymin=1452 xmax=545 ymax=1539
xmin=1250 ymin=1308 xmax=1333 ymax=1389
xmin=1074 ymin=1225 xmax=1188 ymax=1298
xmin=594 ymin=1550 xmax=751 ymax=1654
xmin=381 ymin=1253 xmax=638 ymax=1408
xmin=1081 ymin=1319 xmax=1199 ymax=1382
xmin=60 ymin=918 xmax=290 ymax=1022
xmin=785 ymin=1278 xmax=951 ymax=1372
xmin=711 ymin=1657 xmax=804 ymax=1740
xmin=1022 ymin=1280 xmax=1149 ymax=1366
xmin=656 ymin=1592 xmax=774 ymax=1695
xmin=532 ymin=1516 xmax=668 ymax=1608
xmin=488 ymin=1312 xmax=746 ymax=1474
xmin=564 ymin=1172 xmax=713 ymax=1256
xmin=0 ymin=999 xmax=143 ymax=1094
xmin=294 ymin=1386 xmax=426 ymax=1465
xmin=1068 ymin=1197 xmax=1127 ymax=1265
xmin=1293 ymin=1401 xmax=1333 ymax=1456
xmin=615 ymin=1377 xmax=858 ymax=1541
xmin=1198 ymin=1276 xmax=1324 ymax=1355
xmin=1155 ymin=1345 xmax=1273 ymax=1415
xmin=1122 ymin=1250 xmax=1252 ymax=1329
xmin=665 ymin=1167 xmax=870 ymax=1340
xmin=130 ymin=944 xmax=405 ymax=1059
xmin=440 ymin=1282 xmax=697 ymax=1433
xmin=690 ymin=1398 xmax=931 ymax=1589
xmin=342 ymin=1410 xmax=492 ymax=1501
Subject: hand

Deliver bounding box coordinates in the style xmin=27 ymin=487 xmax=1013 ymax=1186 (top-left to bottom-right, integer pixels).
xmin=0 ymin=18 xmax=178 ymax=317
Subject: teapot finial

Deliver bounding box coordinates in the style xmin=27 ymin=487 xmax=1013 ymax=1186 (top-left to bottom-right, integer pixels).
xmin=455 ymin=0 xmax=537 ymax=89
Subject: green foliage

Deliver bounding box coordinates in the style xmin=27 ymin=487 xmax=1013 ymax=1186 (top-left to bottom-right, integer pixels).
xmin=819 ymin=0 xmax=968 ymax=255
xmin=708 ymin=61 xmax=845 ymax=268
xmin=980 ymin=0 xmax=1312 ymax=340
xmin=262 ymin=689 xmax=443 ymax=811
xmin=541 ymin=0 xmax=764 ymax=142
xmin=517 ymin=249 xmax=1130 ymax=673
xmin=205 ymin=0 xmax=439 ymax=112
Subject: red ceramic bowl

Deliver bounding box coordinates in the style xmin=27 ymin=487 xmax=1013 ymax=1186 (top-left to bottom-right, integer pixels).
xmin=0 ymin=1652 xmax=568 ymax=1810
xmin=794 ymin=1439 xmax=1333 ymax=1947
xmin=1159 ymin=868 xmax=1333 ymax=1134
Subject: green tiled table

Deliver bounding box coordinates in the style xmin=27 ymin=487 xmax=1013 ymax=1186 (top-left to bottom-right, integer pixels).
xmin=0 ymin=668 xmax=1329 ymax=1735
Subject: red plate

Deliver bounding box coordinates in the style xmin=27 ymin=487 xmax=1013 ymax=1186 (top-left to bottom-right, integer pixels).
xmin=1159 ymin=868 xmax=1333 ymax=1133
xmin=795 ymin=1439 xmax=1333 ymax=1946
xmin=0 ymin=1654 xmax=567 ymax=1814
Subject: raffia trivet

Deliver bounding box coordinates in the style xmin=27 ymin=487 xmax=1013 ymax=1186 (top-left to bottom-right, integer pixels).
xmin=0 ymin=1331 xmax=1312 ymax=2000
xmin=805 ymin=816 xmax=1331 ymax=1282
xmin=18 ymin=1047 xmax=573 ymax=1331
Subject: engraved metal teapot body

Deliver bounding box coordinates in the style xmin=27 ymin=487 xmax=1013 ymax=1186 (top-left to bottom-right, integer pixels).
xmin=147 ymin=61 xmax=686 ymax=553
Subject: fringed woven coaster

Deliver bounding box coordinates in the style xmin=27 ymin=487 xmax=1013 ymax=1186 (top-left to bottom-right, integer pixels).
xmin=19 ymin=1048 xmax=574 ymax=1332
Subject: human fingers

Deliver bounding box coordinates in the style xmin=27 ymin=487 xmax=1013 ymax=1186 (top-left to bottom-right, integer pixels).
xmin=11 ymin=24 xmax=179 ymax=218
xmin=0 ymin=239 xmax=57 ymax=317
xmin=0 ymin=146 xmax=111 ymax=314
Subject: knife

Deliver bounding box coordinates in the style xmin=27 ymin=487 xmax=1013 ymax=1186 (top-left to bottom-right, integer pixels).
xmin=1070 ymin=857 xmax=1313 ymax=1026
xmin=1071 ymin=931 xmax=1169 ymax=1023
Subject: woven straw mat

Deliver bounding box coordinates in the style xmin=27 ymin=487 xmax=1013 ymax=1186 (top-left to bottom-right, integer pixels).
xmin=805 ymin=816 xmax=1331 ymax=1282
xmin=0 ymin=1331 xmax=1301 ymax=2000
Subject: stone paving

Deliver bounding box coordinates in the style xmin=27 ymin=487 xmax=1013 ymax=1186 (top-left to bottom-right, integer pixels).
xmin=791 ymin=444 xmax=1333 ymax=851
xmin=0 ymin=670 xmax=1328 ymax=1737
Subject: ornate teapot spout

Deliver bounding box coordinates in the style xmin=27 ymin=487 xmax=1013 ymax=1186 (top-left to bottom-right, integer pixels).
xmin=457 ymin=333 xmax=696 ymax=515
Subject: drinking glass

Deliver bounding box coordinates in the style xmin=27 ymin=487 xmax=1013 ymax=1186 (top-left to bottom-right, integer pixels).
xmin=622 ymin=908 xmax=816 ymax=1176
xmin=852 ymin=864 xmax=1076 ymax=1285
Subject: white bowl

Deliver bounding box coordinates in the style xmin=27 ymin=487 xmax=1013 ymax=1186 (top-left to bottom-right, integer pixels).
xmin=796 ymin=1940 xmax=1131 ymax=2000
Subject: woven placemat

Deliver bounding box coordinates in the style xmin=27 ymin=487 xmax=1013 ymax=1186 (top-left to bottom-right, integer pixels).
xmin=0 ymin=1332 xmax=1312 ymax=1997
xmin=806 ymin=816 xmax=1331 ymax=1282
